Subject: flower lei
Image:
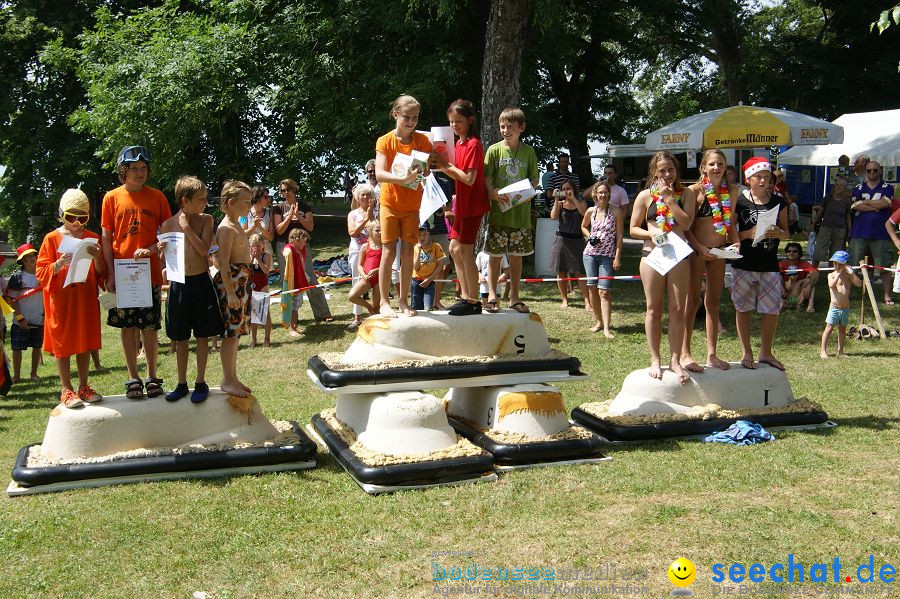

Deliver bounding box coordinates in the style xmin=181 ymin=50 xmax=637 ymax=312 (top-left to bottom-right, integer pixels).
xmin=702 ymin=177 xmax=732 ymax=237
xmin=651 ymin=185 xmax=682 ymax=233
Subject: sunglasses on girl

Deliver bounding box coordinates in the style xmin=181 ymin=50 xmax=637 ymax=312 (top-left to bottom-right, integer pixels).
xmin=63 ymin=212 xmax=89 ymax=224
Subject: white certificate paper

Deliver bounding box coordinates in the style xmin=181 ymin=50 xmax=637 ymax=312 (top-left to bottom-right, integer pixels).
xmin=431 ymin=126 xmax=455 ymax=165
xmin=62 ymin=238 xmax=99 ymax=287
xmin=158 ymin=232 xmax=185 ymax=284
xmin=709 ymin=247 xmax=742 ymax=260
xmin=250 ymin=291 xmax=269 ymax=325
xmin=644 ymin=233 xmax=694 ymax=276
xmin=496 ymin=179 xmax=537 ymax=212
xmin=419 ymin=173 xmax=449 ymax=225
xmin=114 ymin=259 xmax=152 ymax=308
xmin=751 ymin=205 xmax=781 ymax=247
xmin=391 ymin=150 xmax=430 ymax=191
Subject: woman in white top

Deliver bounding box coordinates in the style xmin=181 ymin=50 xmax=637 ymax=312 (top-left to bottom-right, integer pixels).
xmin=347 ymin=184 xmax=375 ymax=329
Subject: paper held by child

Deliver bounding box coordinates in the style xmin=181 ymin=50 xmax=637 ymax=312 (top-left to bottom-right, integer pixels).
xmin=709 ymin=247 xmax=742 ymax=260
xmin=391 ymin=150 xmax=430 ymax=191
xmin=430 ymin=126 xmax=455 ymax=165
xmin=250 ymin=291 xmax=269 ymax=325
xmin=58 ymin=237 xmax=99 ymax=287
xmin=113 ymin=259 xmax=152 ymax=309
xmin=644 ymin=233 xmax=694 ymax=276
xmin=157 ymin=231 xmax=185 ymax=284
xmin=496 ymin=179 xmax=537 ymax=212
xmin=419 ymin=173 xmax=449 ymax=225
xmin=751 ymin=205 xmax=780 ymax=247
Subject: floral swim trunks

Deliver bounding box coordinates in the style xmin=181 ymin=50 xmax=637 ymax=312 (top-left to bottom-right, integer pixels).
xmin=485 ymin=224 xmax=534 ymax=257
xmin=213 ymin=263 xmax=252 ymax=338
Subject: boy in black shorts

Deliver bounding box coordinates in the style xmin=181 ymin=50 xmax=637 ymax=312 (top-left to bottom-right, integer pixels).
xmin=160 ymin=176 xmax=224 ymax=403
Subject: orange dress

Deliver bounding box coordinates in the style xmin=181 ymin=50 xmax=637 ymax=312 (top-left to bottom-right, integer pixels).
xmin=36 ymin=229 xmax=104 ymax=358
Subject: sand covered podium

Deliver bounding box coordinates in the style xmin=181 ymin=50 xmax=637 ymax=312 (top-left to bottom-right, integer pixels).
xmin=572 ymin=363 xmax=831 ymax=441
xmin=308 ymin=311 xmax=606 ymax=493
xmin=9 ymin=389 xmax=316 ymax=496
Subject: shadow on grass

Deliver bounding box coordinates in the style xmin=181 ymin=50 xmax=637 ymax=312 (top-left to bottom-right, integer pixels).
xmin=826 ymin=415 xmax=897 ymax=432
xmin=600 ymin=439 xmax=690 ymax=453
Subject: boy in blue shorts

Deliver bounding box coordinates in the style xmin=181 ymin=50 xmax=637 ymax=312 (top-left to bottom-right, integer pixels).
xmin=820 ymin=250 xmax=861 ymax=359
xmin=160 ymin=176 xmax=224 ymax=402
xmin=483 ymin=107 xmax=539 ymax=313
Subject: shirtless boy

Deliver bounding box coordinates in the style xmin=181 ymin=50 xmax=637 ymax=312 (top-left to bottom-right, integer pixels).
xmin=820 ymin=250 xmax=861 ymax=359
xmin=213 ymin=180 xmax=254 ymax=397
xmin=161 ymin=176 xmax=224 ymax=403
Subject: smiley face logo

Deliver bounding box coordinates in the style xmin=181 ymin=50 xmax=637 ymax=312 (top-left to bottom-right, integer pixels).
xmin=668 ymin=557 xmax=696 ymax=595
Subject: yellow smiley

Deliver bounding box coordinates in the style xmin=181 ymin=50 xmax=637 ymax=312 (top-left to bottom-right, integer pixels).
xmin=668 ymin=557 xmax=696 ymax=587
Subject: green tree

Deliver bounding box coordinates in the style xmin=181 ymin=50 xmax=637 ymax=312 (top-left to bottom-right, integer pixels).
xmin=0 ymin=1 xmax=117 ymax=242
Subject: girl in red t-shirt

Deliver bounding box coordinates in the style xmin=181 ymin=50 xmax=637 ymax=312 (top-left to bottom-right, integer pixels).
xmin=433 ymin=99 xmax=490 ymax=316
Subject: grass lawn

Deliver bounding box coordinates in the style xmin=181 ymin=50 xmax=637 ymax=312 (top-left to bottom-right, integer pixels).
xmin=1 ymin=212 xmax=897 ymax=598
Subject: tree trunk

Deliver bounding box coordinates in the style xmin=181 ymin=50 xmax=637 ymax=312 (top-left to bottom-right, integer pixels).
xmin=480 ymin=0 xmax=528 ymax=147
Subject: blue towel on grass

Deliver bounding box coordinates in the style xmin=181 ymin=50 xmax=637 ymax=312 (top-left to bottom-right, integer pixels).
xmin=703 ymin=420 xmax=775 ymax=445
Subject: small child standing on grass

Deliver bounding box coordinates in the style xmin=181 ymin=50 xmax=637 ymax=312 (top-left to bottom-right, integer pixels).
xmin=281 ymin=227 xmax=310 ymax=337
xmin=213 ymin=180 xmax=254 ymax=398
xmin=820 ymin=250 xmax=862 ymax=359
xmin=249 ymin=232 xmax=272 ymax=347
xmin=374 ymin=94 xmax=433 ymax=317
xmin=160 ymin=176 xmax=224 ymax=403
xmin=411 ymin=224 xmax=448 ymax=311
xmin=348 ymin=221 xmax=383 ymax=316
xmin=36 ymin=189 xmax=105 ymax=408
xmin=5 ymin=244 xmax=44 ymax=382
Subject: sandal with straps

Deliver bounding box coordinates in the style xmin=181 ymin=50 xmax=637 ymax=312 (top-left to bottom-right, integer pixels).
xmin=145 ymin=377 xmax=164 ymax=398
xmin=125 ymin=378 xmax=145 ymax=400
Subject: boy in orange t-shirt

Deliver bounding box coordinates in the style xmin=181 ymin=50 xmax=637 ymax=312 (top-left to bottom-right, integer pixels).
xmin=101 ymin=145 xmax=172 ymax=400
xmin=374 ymin=94 xmax=433 ymax=317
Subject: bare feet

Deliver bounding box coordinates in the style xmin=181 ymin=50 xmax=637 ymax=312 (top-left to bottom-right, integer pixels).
xmin=806 ymin=305 xmax=815 ymax=313
xmin=741 ymin=356 xmax=757 ymax=369
xmin=590 ymin=322 xmax=602 ymax=333
xmin=239 ymin=381 xmax=252 ymax=393
xmin=379 ymin=302 xmax=396 ymax=317
xmin=648 ymin=362 xmax=663 ymax=380
xmin=837 ymin=351 xmax=848 ymax=358
xmin=433 ymin=301 xmax=446 ymax=311
xmin=707 ymin=354 xmax=730 ymax=370
xmin=603 ymin=330 xmax=614 ymax=339
xmin=561 ymin=301 xmax=569 ymax=309
xmin=757 ymin=355 xmax=785 ymax=370
xmin=680 ymin=356 xmax=704 ymax=373
xmin=220 ymin=381 xmax=249 ymax=398
xmin=288 ymin=328 xmax=301 ymax=338
xmin=820 ymin=350 xmax=829 ymax=359
xmin=30 ymin=374 xmax=40 ymax=381
xmin=399 ymin=304 xmax=417 ymax=317
xmin=250 ymin=339 xmax=257 ymax=348
xmin=670 ymin=361 xmax=691 ymax=384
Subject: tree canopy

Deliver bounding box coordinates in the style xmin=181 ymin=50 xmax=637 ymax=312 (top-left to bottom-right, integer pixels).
xmin=1 ymin=0 xmax=897 ymax=242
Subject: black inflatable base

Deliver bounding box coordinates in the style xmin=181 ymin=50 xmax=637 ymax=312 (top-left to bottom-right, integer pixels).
xmin=308 ymin=354 xmax=583 ymax=389
xmin=447 ymin=416 xmax=608 ymax=467
xmin=9 ymin=421 xmax=317 ymax=495
xmin=310 ymin=414 xmax=496 ymax=494
xmin=570 ymin=407 xmax=831 ymax=442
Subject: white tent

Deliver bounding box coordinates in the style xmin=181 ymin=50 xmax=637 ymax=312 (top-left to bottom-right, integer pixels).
xmin=779 ymin=109 xmax=900 ymax=166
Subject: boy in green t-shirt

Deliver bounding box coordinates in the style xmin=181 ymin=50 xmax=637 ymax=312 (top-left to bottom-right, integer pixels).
xmin=484 ymin=107 xmax=539 ymax=313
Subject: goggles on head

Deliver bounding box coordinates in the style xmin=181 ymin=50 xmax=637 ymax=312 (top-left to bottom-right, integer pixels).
xmin=118 ymin=145 xmax=151 ymax=165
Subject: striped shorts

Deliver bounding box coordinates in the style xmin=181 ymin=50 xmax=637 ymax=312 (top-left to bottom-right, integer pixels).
xmin=730 ymin=269 xmax=783 ymax=315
